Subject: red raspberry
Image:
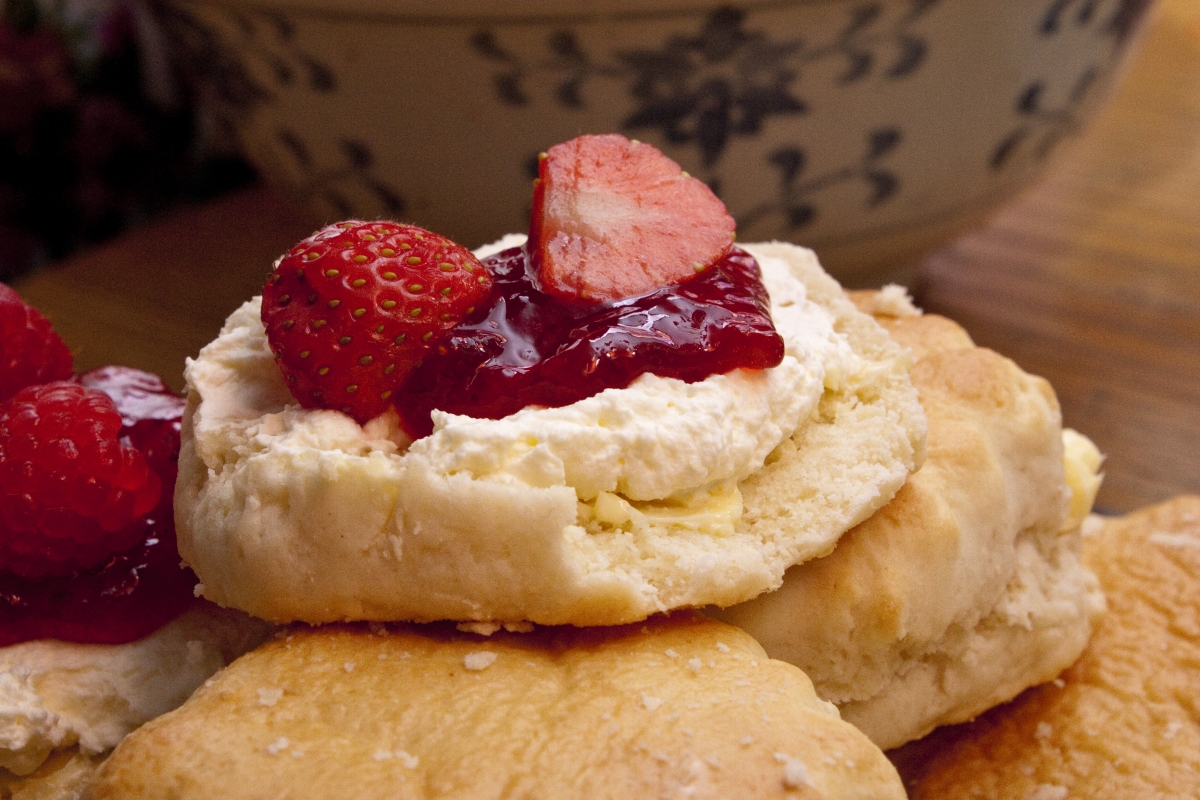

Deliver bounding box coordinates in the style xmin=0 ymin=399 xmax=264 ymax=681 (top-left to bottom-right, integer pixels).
xmin=0 ymin=283 xmax=74 ymax=401
xmin=262 ymin=221 xmax=494 ymax=423
xmin=0 ymin=382 xmax=162 ymax=578
xmin=79 ymin=366 xmax=187 ymax=491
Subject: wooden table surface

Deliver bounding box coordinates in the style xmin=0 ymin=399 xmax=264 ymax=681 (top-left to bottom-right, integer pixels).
xmin=13 ymin=0 xmax=1200 ymax=516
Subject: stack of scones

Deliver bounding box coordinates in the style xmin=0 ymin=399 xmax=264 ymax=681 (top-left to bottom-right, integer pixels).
xmin=78 ymin=239 xmax=1109 ymax=800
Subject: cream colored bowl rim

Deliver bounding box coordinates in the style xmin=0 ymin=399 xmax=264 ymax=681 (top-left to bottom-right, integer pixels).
xmin=173 ymin=0 xmax=866 ymax=24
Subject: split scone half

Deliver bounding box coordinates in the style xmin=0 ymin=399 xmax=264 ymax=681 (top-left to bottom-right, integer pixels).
xmin=712 ymin=290 xmax=1106 ymax=749
xmin=92 ymin=612 xmax=906 ymax=800
xmin=175 ymin=241 xmax=925 ymax=626
xmin=891 ymin=495 xmax=1200 ymax=799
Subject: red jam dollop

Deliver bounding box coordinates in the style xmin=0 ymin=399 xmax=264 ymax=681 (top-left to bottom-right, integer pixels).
xmin=0 ymin=367 xmax=198 ymax=646
xmin=396 ymin=245 xmax=785 ymax=437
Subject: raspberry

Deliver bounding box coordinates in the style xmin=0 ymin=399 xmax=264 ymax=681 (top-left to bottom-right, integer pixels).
xmin=0 ymin=382 xmax=162 ymax=578
xmin=0 ymin=511 xmax=198 ymax=646
xmin=262 ymin=221 xmax=494 ymax=423
xmin=0 ymin=283 xmax=74 ymax=401
xmin=79 ymin=366 xmax=187 ymax=489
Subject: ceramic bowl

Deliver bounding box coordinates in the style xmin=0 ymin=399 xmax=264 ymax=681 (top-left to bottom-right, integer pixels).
xmin=157 ymin=0 xmax=1155 ymax=285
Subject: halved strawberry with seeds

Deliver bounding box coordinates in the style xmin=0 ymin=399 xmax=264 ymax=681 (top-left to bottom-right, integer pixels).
xmin=262 ymin=221 xmax=494 ymax=423
xmin=529 ymin=134 xmax=736 ymax=304
xmin=0 ymin=282 xmax=73 ymax=401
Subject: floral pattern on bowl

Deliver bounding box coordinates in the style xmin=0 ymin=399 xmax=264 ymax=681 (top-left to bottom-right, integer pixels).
xmin=155 ymin=0 xmax=1154 ymax=283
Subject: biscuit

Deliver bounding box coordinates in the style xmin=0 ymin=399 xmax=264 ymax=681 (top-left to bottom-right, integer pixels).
xmin=712 ymin=299 xmax=1104 ymax=749
xmin=92 ymin=612 xmax=906 ymax=800
xmin=175 ymin=242 xmax=925 ymax=626
xmin=890 ymin=496 xmax=1200 ymax=798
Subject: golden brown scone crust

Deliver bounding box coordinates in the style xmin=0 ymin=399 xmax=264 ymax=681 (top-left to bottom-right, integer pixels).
xmin=713 ymin=301 xmax=1104 ymax=749
xmin=1 ymin=749 xmax=101 ymax=800
xmin=890 ymin=495 xmax=1200 ymax=799
xmin=92 ymin=613 xmax=905 ymax=800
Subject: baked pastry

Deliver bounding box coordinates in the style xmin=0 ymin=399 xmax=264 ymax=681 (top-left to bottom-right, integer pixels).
xmin=890 ymin=495 xmax=1200 ymax=798
xmin=92 ymin=612 xmax=906 ymax=799
xmin=0 ymin=748 xmax=99 ymax=800
xmin=0 ymin=605 xmax=269 ymax=784
xmin=711 ymin=293 xmax=1105 ymax=749
xmin=175 ymin=240 xmax=926 ymax=626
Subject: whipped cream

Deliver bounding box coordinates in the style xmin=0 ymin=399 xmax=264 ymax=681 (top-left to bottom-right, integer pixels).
xmin=0 ymin=606 xmax=269 ymax=776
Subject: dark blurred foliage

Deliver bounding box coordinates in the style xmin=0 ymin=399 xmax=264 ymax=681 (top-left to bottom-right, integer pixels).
xmin=0 ymin=0 xmax=254 ymax=281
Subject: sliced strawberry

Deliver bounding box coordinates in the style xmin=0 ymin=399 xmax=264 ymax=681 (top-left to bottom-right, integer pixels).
xmin=529 ymin=134 xmax=735 ymax=304
xmin=261 ymin=221 xmax=494 ymax=423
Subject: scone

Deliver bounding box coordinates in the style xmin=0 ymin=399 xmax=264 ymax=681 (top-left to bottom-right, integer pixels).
xmin=175 ymin=240 xmax=926 ymax=626
xmin=0 ymin=604 xmax=270 ymax=796
xmin=712 ymin=291 xmax=1105 ymax=749
xmin=890 ymin=496 xmax=1200 ymax=799
xmin=92 ymin=612 xmax=906 ymax=799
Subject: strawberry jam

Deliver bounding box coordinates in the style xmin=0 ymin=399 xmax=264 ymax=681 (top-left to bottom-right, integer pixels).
xmin=0 ymin=367 xmax=197 ymax=646
xmin=397 ymin=245 xmax=784 ymax=437
xmin=0 ymin=513 xmax=197 ymax=646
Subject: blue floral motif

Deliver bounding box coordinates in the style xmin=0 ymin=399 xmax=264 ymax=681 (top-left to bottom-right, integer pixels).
xmin=155 ymin=1 xmax=404 ymax=218
xmin=472 ymin=2 xmax=938 ymax=171
xmin=740 ymin=128 xmax=902 ymax=231
xmin=991 ymin=0 xmax=1152 ymax=171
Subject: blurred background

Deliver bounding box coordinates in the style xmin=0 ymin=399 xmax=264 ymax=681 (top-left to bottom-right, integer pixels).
xmin=0 ymin=0 xmax=1158 ymax=286
xmin=0 ymin=0 xmax=254 ymax=282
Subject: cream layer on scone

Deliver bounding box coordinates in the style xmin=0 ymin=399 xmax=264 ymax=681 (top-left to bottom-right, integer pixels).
xmin=0 ymin=605 xmax=270 ymax=778
xmin=175 ymin=241 xmax=926 ymax=626
xmin=713 ymin=293 xmax=1105 ymax=749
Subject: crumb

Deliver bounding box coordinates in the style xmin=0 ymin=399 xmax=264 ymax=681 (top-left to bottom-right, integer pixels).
xmin=463 ymin=651 xmax=498 ymax=671
xmin=774 ymin=754 xmax=810 ymax=789
xmin=642 ymin=693 xmax=663 ymax=711
xmin=257 ymin=688 xmax=284 ymax=707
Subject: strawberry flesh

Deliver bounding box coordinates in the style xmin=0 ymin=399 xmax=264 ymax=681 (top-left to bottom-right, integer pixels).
xmin=530 ymin=134 xmax=735 ymax=303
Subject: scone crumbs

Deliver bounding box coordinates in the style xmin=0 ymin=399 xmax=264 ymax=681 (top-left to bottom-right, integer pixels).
xmin=774 ymin=754 xmax=811 ymax=789
xmin=463 ymin=651 xmax=497 ymax=670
